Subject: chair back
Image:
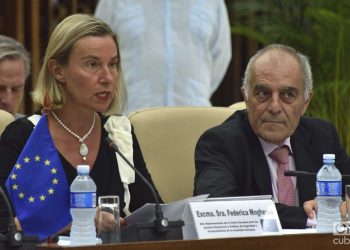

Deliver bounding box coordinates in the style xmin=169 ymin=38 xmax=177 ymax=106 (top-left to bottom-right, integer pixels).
xmin=229 ymin=101 xmax=246 ymax=110
xmin=0 ymin=110 xmax=15 ymax=135
xmin=128 ymin=106 xmax=238 ymax=202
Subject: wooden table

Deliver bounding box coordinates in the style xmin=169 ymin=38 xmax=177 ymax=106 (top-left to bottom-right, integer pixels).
xmin=37 ymin=233 xmax=350 ymax=250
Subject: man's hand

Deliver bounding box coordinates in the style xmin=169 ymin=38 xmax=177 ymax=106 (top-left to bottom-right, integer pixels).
xmin=303 ymin=199 xmax=317 ymax=219
xmin=340 ymin=201 xmax=347 ymax=221
xmin=304 ymin=199 xmax=347 ymax=222
xmin=303 ymin=199 xmax=317 ymax=227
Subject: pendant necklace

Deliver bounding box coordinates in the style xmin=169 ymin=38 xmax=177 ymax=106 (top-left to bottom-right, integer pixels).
xmin=51 ymin=110 xmax=96 ymax=161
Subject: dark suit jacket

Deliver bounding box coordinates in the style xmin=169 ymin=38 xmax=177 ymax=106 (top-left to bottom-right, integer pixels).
xmin=194 ymin=110 xmax=350 ymax=229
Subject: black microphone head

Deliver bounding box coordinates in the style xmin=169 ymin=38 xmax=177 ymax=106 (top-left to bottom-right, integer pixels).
xmin=105 ymin=137 xmax=119 ymax=151
xmin=105 ymin=137 xmax=112 ymax=146
xmin=284 ymin=171 xmax=293 ymax=176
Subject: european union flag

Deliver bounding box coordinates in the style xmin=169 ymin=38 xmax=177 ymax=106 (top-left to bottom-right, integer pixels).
xmin=5 ymin=114 xmax=71 ymax=241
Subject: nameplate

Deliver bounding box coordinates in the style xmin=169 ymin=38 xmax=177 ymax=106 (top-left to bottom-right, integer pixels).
xmin=188 ymin=196 xmax=282 ymax=239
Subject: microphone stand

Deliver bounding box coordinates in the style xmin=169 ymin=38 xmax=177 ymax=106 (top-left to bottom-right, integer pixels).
xmin=0 ymin=186 xmax=38 ymax=249
xmin=285 ymin=170 xmax=350 ymax=178
xmin=284 ymin=171 xmax=317 ymax=177
xmin=105 ymin=137 xmax=184 ymax=242
xmin=0 ymin=186 xmax=22 ymax=248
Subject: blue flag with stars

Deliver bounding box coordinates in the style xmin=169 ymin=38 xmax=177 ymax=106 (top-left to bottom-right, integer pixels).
xmin=5 ymin=114 xmax=71 ymax=241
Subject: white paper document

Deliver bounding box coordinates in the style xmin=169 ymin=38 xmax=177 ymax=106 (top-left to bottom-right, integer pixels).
xmin=124 ymin=194 xmax=209 ymax=225
xmin=189 ymin=197 xmax=282 ymax=239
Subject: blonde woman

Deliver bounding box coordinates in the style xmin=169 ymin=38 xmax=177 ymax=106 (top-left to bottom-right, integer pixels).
xmin=0 ymin=14 xmax=161 ymax=240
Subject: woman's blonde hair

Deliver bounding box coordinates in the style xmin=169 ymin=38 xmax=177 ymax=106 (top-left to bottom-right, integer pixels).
xmin=32 ymin=14 xmax=126 ymax=115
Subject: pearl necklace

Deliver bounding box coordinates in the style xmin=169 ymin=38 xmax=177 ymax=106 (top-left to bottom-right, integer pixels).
xmin=51 ymin=110 xmax=96 ymax=161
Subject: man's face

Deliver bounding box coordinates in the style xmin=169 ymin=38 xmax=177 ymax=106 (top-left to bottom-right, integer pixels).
xmin=0 ymin=58 xmax=26 ymax=116
xmin=243 ymin=50 xmax=312 ymax=144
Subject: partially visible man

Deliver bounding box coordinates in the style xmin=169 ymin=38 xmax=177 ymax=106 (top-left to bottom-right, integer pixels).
xmin=194 ymin=44 xmax=350 ymax=229
xmin=95 ymin=0 xmax=232 ymax=113
xmin=0 ymin=35 xmax=30 ymax=118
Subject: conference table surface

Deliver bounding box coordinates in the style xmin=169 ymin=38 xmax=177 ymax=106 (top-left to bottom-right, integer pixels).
xmin=37 ymin=233 xmax=350 ymax=250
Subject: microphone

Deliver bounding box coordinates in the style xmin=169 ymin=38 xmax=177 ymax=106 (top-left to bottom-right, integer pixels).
xmin=285 ymin=170 xmax=350 ymax=178
xmin=284 ymin=170 xmax=316 ymax=177
xmin=0 ymin=186 xmax=38 ymax=249
xmin=105 ymin=137 xmax=184 ymax=242
xmin=0 ymin=185 xmax=22 ymax=248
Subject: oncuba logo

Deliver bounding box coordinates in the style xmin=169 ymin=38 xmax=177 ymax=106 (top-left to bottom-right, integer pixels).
xmin=333 ymin=222 xmax=350 ymax=235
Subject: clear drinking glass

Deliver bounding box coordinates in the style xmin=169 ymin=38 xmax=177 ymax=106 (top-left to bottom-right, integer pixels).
xmin=97 ymin=196 xmax=121 ymax=244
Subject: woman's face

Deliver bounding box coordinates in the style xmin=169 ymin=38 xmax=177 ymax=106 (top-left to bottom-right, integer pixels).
xmin=56 ymin=35 xmax=119 ymax=113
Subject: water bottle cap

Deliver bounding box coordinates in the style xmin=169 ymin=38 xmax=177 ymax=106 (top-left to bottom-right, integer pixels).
xmin=323 ymin=154 xmax=335 ymax=160
xmin=77 ymin=165 xmax=90 ymax=174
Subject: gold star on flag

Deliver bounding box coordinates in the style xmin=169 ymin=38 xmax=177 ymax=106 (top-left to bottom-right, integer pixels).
xmin=24 ymin=157 xmax=30 ymax=163
xmin=48 ymin=188 xmax=54 ymax=194
xmin=18 ymin=192 xmax=25 ymax=198
xmin=44 ymin=159 xmax=50 ymax=166
xmin=12 ymin=184 xmax=18 ymax=190
xmin=35 ymin=155 xmax=41 ymax=161
xmin=39 ymin=195 xmax=46 ymax=201
xmin=51 ymin=168 xmax=57 ymax=174
xmin=52 ymin=178 xmax=58 ymax=184
xmin=15 ymin=163 xmax=21 ymax=169
xmin=29 ymin=196 xmax=35 ymax=202
xmin=11 ymin=173 xmax=17 ymax=180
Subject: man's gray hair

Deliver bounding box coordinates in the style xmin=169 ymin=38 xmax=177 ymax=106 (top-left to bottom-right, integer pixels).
xmin=242 ymin=44 xmax=313 ymax=100
xmin=0 ymin=35 xmax=31 ymax=78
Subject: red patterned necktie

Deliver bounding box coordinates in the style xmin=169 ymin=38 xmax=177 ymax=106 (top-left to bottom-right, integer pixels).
xmin=269 ymin=146 xmax=297 ymax=206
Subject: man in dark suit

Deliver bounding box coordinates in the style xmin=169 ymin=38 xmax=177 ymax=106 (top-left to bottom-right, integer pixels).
xmin=194 ymin=44 xmax=350 ymax=228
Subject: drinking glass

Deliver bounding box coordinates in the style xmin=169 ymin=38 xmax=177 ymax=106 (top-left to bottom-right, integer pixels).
xmin=97 ymin=196 xmax=121 ymax=244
